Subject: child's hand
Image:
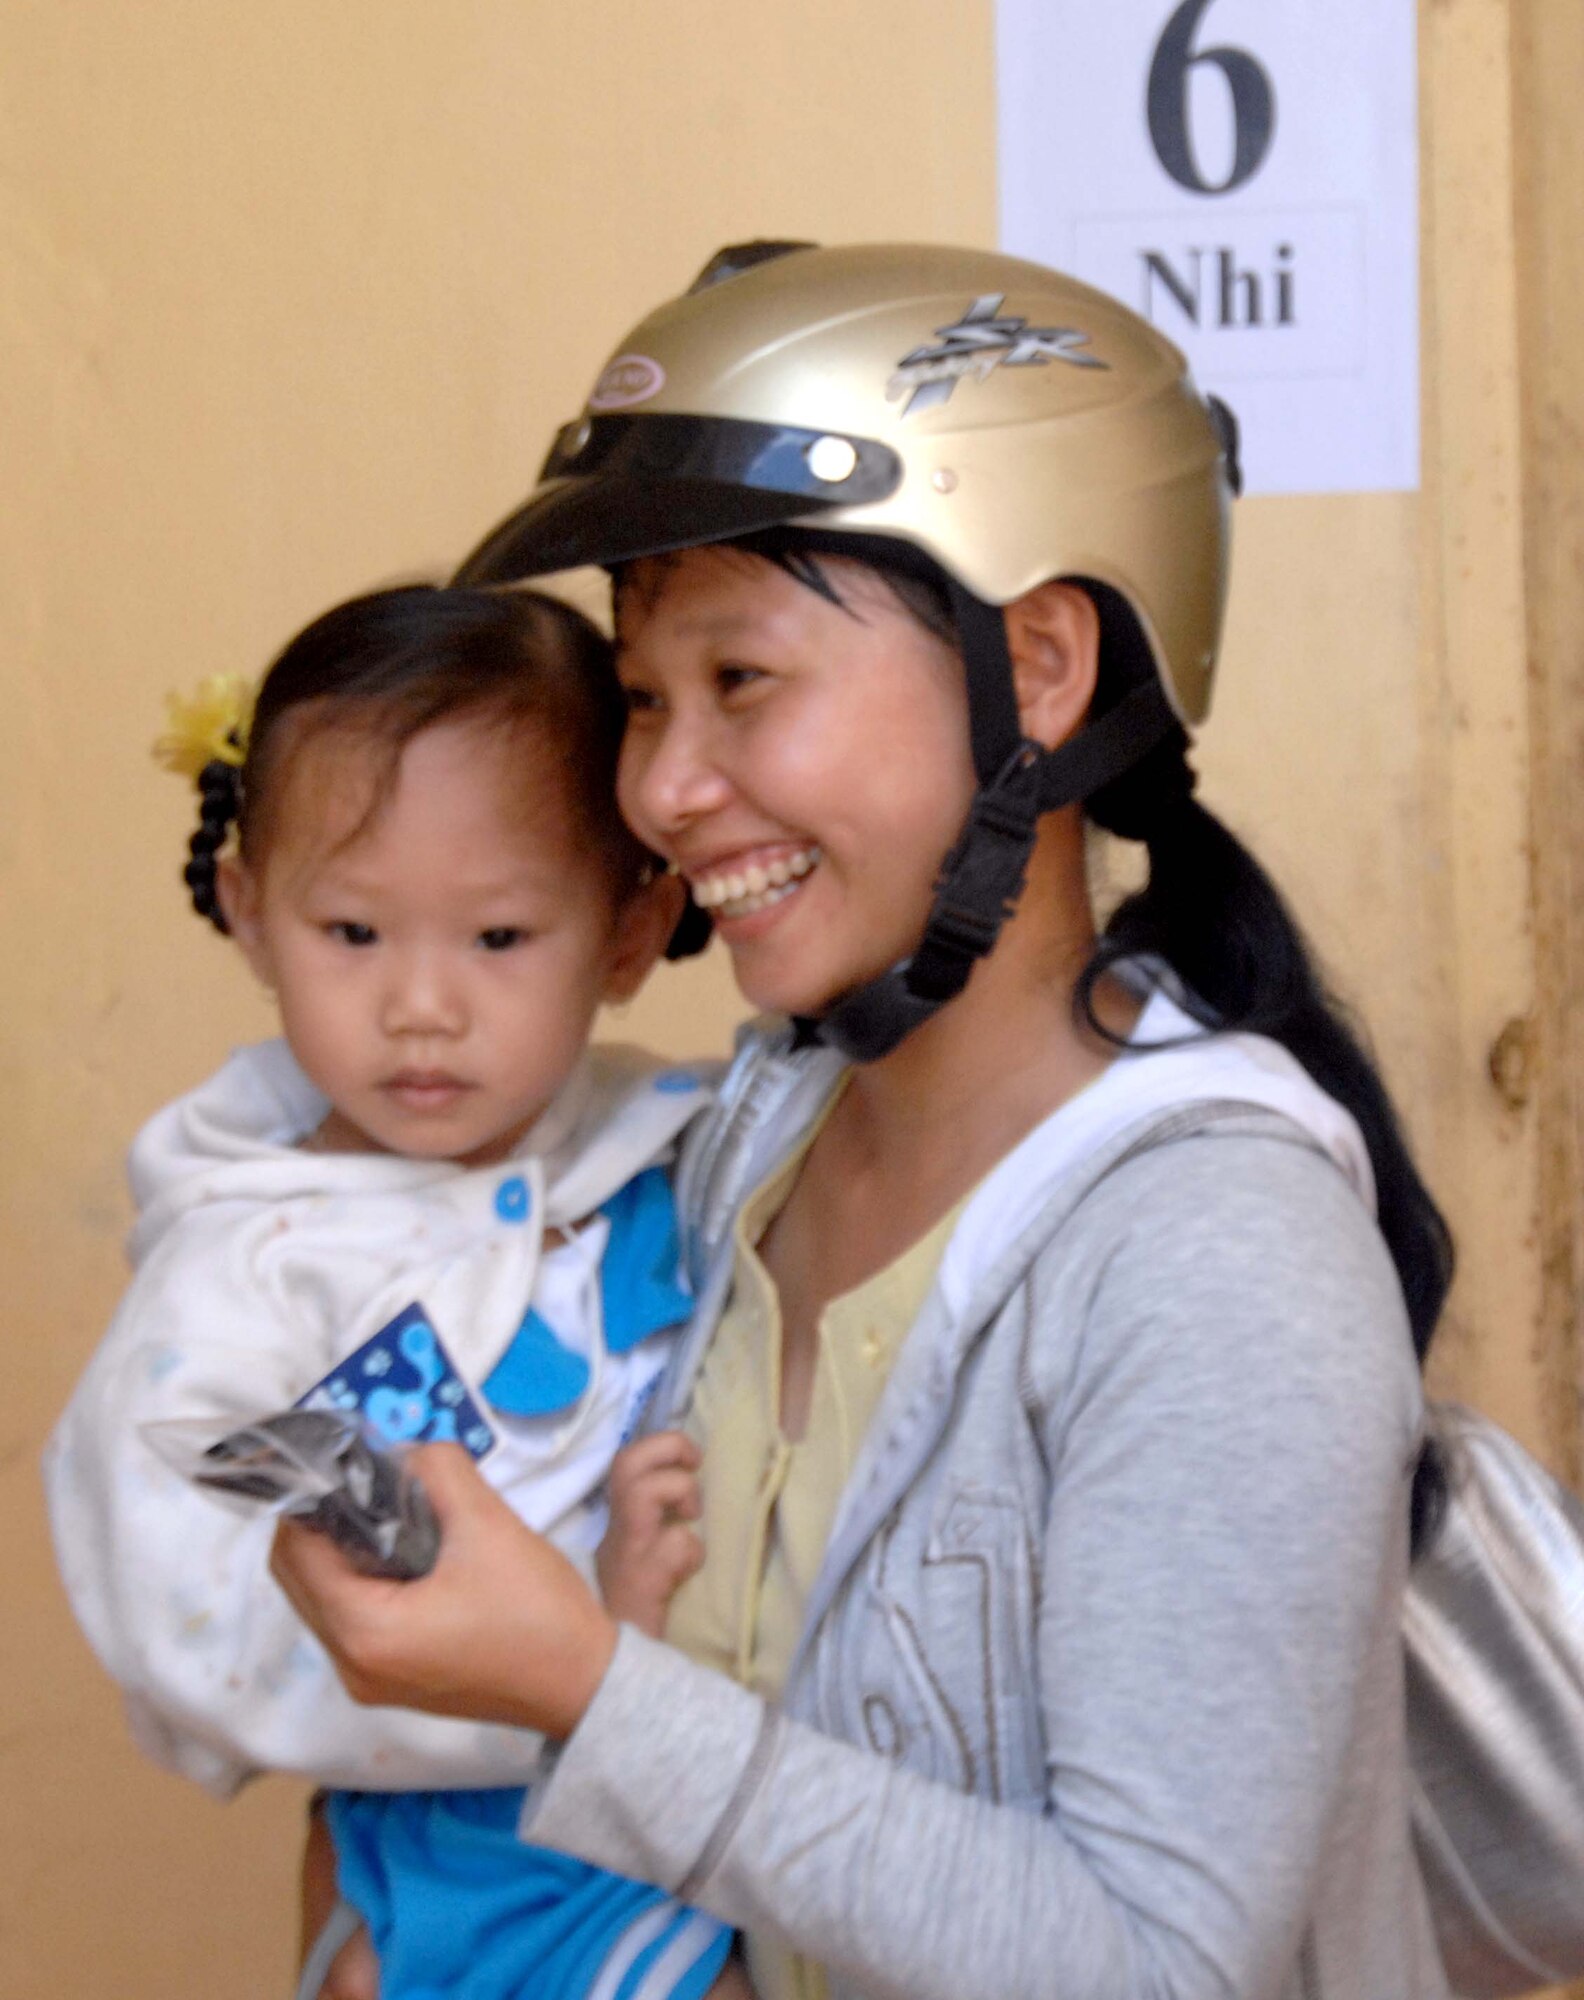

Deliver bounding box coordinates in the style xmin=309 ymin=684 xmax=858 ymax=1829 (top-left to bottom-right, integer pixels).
xmin=596 ymin=1431 xmax=705 ymax=1637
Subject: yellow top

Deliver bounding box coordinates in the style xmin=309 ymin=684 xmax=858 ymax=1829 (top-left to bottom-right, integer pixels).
xmin=666 ymin=1116 xmax=966 ymax=2000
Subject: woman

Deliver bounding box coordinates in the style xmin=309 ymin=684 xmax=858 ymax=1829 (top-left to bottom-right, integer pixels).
xmin=278 ymin=243 xmax=1453 ymax=1999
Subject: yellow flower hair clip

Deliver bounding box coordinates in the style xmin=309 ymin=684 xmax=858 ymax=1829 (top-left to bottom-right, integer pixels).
xmin=152 ymin=674 xmax=256 ymax=781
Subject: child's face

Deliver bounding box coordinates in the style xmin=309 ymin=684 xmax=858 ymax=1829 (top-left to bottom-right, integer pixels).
xmin=220 ymin=716 xmax=673 ymax=1168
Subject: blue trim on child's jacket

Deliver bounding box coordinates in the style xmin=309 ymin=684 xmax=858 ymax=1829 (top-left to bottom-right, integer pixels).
xmin=482 ymin=1167 xmax=691 ymax=1419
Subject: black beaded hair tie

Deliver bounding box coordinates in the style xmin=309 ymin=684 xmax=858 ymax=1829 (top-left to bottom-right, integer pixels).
xmin=152 ymin=676 xmax=254 ymax=935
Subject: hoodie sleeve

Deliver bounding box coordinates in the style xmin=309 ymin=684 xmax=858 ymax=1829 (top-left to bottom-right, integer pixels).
xmin=523 ymin=1135 xmax=1427 ymax=2000
xmin=43 ymin=1212 xmax=545 ymax=1799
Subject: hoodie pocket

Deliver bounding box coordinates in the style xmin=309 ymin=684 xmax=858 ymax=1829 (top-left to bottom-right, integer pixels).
xmin=845 ymin=1484 xmax=1044 ymax=1806
xmin=924 ymin=1485 xmax=1045 ymax=1804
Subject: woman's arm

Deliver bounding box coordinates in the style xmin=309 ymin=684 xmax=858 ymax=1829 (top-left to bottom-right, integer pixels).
xmin=275 ymin=1139 xmax=1423 ymax=1999
xmin=530 ymin=1144 xmax=1425 ymax=2000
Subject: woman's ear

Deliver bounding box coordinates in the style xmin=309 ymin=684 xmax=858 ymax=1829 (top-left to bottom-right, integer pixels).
xmin=215 ymin=855 xmax=275 ymax=989
xmin=1003 ymin=582 xmax=1101 ymax=751
xmin=602 ymin=872 xmax=688 ymax=1005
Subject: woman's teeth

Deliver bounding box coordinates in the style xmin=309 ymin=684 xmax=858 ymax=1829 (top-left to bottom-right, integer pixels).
xmin=692 ymin=847 xmax=820 ymax=919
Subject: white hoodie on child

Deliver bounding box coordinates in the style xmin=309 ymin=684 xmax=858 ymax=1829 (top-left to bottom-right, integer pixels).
xmin=45 ymin=1038 xmax=711 ymax=1799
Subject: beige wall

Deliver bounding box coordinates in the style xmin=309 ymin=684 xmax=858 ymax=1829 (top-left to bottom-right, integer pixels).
xmin=4 ymin=3 xmax=1577 ymax=1993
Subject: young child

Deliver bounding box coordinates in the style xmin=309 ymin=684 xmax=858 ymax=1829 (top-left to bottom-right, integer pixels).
xmin=45 ymin=584 xmax=741 ymax=2000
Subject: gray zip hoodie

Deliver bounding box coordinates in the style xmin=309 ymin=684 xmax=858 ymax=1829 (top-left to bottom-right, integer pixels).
xmin=526 ymin=995 xmax=1447 ymax=2000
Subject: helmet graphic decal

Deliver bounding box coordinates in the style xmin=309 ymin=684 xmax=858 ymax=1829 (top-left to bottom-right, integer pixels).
xmin=888 ymin=293 xmax=1109 ymax=416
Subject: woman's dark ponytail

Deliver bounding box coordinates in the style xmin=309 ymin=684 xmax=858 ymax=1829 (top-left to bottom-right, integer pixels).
xmin=1082 ymin=725 xmax=1453 ymax=1551
xmin=182 ymin=758 xmax=242 ymax=934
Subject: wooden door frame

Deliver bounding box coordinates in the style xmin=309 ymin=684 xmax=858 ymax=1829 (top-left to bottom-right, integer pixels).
xmin=1511 ymin=0 xmax=1584 ymax=1489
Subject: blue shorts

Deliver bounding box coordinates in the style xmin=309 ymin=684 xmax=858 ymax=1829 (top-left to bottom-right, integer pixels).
xmin=328 ymin=1787 xmax=732 ymax=2000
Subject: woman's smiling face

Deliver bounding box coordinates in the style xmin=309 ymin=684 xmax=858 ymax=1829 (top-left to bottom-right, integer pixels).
xmin=615 ymin=547 xmax=977 ymax=1019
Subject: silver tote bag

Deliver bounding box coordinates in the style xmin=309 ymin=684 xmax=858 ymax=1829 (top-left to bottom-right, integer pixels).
xmin=1405 ymin=1402 xmax=1584 ymax=1997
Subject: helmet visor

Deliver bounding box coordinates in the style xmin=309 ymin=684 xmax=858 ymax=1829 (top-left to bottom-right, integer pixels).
xmin=455 ymin=412 xmax=902 ymax=585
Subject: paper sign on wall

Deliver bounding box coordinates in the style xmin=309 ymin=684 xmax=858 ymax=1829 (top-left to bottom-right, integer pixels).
xmin=996 ymin=0 xmax=1418 ymax=495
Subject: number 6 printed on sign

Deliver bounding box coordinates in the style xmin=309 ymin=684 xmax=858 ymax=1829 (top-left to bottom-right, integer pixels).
xmin=1146 ymin=0 xmax=1275 ymax=196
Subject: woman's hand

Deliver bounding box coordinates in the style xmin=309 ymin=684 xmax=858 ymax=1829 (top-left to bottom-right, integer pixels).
xmin=269 ymin=1443 xmax=617 ymax=1741
xmin=597 ymin=1430 xmax=705 ymax=1637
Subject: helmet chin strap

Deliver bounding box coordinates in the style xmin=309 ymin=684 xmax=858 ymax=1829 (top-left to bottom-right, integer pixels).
xmin=796 ymin=588 xmax=1180 ymax=1064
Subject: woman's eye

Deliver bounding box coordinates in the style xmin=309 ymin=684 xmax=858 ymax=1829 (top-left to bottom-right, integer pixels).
xmin=620 ymin=683 xmax=663 ymax=717
xmin=326 ymin=921 xmax=377 ymax=947
xmin=477 ymin=927 xmax=529 ymax=952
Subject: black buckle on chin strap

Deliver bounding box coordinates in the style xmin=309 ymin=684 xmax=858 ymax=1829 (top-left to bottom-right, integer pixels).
xmin=800 ymin=682 xmax=1182 ymax=1065
xmin=798 ymin=740 xmax=1042 ymax=1063
xmin=906 ymin=740 xmax=1043 ymax=1003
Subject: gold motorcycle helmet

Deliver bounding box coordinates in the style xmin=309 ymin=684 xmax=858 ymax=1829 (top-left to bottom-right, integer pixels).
xmin=457 ymin=241 xmax=1241 ymax=1060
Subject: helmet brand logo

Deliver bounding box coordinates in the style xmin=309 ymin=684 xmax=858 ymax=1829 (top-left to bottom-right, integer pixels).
xmin=588 ymin=354 xmax=667 ymax=411
xmin=888 ymin=294 xmax=1107 ymax=416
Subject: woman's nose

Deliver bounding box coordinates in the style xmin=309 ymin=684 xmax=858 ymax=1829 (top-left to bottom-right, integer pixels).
xmin=380 ymin=948 xmax=466 ymax=1038
xmin=620 ymin=712 xmax=734 ymax=843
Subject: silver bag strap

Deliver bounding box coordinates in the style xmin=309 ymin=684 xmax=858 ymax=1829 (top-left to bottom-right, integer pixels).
xmin=1405 ymin=1402 xmax=1584 ymax=1996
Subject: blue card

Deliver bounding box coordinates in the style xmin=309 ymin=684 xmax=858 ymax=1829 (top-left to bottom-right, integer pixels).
xmin=295 ymin=1303 xmax=497 ymax=1461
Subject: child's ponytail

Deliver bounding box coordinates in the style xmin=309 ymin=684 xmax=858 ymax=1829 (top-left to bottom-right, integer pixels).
xmin=153 ymin=675 xmax=253 ymax=935
xmin=182 ymin=760 xmax=243 ymax=933
xmin=1082 ymin=732 xmax=1454 ymax=1549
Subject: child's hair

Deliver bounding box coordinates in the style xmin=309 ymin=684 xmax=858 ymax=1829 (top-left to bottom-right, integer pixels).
xmin=181 ymin=585 xmax=647 ymax=931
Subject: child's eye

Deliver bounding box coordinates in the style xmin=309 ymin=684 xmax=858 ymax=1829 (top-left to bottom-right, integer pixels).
xmin=477 ymin=927 xmax=529 ymax=952
xmin=716 ymin=662 xmax=764 ymax=694
xmin=621 ymin=683 xmax=663 ymax=717
xmin=326 ymin=921 xmax=378 ymax=947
